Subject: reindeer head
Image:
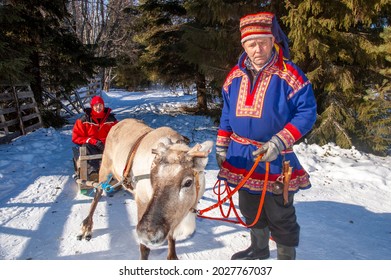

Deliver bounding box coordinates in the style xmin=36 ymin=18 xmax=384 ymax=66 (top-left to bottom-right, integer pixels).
xmin=136 ymin=140 xmax=213 ymax=247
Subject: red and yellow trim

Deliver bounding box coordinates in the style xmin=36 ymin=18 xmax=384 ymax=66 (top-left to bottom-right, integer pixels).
xmin=223 ymin=67 xmax=244 ymax=93
xmin=216 ymin=130 xmax=233 ymax=148
xmin=218 ymin=162 xmax=311 ymax=193
xmin=235 ymin=72 xmax=272 ymax=118
xmin=276 ymin=123 xmax=302 ymax=148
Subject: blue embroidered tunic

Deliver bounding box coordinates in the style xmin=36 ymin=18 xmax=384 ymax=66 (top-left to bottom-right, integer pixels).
xmin=216 ymin=48 xmax=317 ymax=195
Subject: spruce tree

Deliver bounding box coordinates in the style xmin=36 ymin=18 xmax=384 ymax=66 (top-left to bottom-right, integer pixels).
xmin=282 ymin=0 xmax=390 ymax=154
xmin=132 ymin=0 xmax=226 ymax=112
xmin=132 ymin=1 xmax=198 ymax=94
xmin=0 ymin=3 xmax=30 ymax=83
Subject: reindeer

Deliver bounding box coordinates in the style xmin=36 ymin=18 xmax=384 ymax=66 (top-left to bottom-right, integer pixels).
xmin=77 ymin=118 xmax=213 ymax=260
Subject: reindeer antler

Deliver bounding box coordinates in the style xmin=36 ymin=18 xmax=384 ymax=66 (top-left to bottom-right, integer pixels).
xmin=187 ymin=144 xmax=210 ymax=158
xmin=187 ymin=143 xmax=201 ymax=154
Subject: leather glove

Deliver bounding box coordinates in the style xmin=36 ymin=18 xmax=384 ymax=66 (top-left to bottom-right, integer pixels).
xmin=252 ymin=136 xmax=284 ymax=162
xmin=95 ymin=140 xmax=105 ymax=151
xmin=216 ymin=147 xmax=227 ymax=168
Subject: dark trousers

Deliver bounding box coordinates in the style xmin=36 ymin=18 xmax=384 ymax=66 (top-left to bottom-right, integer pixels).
xmin=238 ymin=190 xmax=300 ymax=247
xmin=72 ymin=143 xmax=102 ymax=175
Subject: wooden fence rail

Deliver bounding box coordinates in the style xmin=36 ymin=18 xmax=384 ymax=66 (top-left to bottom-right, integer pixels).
xmin=0 ymin=85 xmax=43 ymax=144
xmin=42 ymin=78 xmax=102 ymax=117
xmin=0 ymin=78 xmax=101 ymax=144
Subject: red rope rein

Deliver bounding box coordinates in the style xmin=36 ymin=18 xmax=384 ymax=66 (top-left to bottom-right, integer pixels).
xmin=197 ymin=155 xmax=270 ymax=227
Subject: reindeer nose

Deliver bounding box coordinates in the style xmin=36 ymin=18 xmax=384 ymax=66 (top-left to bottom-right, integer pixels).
xmin=137 ymin=224 xmax=166 ymax=247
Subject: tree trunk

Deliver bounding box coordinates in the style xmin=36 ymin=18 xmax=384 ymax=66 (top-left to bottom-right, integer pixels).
xmin=29 ymin=51 xmax=43 ymax=105
xmin=195 ymin=72 xmax=207 ymax=113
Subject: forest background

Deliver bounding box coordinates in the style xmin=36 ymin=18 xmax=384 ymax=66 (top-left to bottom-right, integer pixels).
xmin=0 ymin=0 xmax=390 ymax=155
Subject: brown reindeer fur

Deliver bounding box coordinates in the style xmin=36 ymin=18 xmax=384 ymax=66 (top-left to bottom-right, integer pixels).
xmin=78 ymin=119 xmax=213 ymax=260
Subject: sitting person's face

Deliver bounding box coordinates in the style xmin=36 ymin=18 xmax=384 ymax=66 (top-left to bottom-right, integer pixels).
xmin=93 ymin=103 xmax=104 ymax=113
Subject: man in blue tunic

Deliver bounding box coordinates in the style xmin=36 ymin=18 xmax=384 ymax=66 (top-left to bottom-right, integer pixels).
xmin=216 ymin=12 xmax=317 ymax=260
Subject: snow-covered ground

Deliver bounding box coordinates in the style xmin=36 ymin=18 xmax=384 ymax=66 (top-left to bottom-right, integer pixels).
xmin=0 ymin=89 xmax=390 ymax=278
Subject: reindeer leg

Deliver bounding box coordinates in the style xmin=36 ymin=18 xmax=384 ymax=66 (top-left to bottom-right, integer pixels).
xmin=140 ymin=243 xmax=150 ymax=260
xmin=167 ymin=235 xmax=178 ymax=260
xmin=77 ymin=188 xmax=103 ymax=241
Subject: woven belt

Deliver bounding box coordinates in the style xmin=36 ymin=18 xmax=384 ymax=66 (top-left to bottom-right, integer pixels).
xmin=230 ymin=132 xmax=293 ymax=152
xmin=231 ymin=132 xmax=264 ymax=148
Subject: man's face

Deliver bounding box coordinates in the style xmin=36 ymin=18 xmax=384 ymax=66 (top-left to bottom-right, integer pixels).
xmin=242 ymin=37 xmax=275 ymax=70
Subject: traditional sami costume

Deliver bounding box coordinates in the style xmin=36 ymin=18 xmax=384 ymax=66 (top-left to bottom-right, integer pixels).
xmin=216 ymin=48 xmax=317 ymax=195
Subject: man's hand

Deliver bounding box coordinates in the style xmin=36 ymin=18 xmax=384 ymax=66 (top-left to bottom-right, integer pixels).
xmin=95 ymin=140 xmax=105 ymax=151
xmin=216 ymin=147 xmax=227 ymax=168
xmin=252 ymin=136 xmax=284 ymax=162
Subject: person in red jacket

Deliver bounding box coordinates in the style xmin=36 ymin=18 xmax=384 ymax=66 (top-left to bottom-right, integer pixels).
xmin=72 ymin=95 xmax=118 ymax=177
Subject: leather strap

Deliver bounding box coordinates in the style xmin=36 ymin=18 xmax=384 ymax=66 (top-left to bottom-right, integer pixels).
xmin=122 ymin=129 xmax=151 ymax=189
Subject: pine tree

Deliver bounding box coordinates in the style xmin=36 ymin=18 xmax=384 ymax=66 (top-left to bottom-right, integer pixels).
xmin=282 ymin=0 xmax=391 ymax=155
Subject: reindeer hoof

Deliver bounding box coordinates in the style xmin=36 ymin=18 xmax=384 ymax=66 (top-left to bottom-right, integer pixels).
xmin=76 ymin=232 xmax=92 ymax=241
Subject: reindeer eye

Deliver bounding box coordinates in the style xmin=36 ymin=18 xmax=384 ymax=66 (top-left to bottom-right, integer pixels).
xmin=182 ymin=178 xmax=193 ymax=188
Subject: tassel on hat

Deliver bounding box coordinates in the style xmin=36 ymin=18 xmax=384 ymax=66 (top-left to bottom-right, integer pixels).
xmin=271 ymin=15 xmax=290 ymax=59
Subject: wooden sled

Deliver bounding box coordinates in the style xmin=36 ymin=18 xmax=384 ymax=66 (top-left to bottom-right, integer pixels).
xmin=73 ymin=146 xmax=101 ymax=194
xmin=73 ymin=146 xmax=121 ymax=196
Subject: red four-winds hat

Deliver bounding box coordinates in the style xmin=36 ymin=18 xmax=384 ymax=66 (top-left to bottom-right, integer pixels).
xmin=239 ymin=11 xmax=290 ymax=60
xmin=240 ymin=12 xmax=274 ymax=44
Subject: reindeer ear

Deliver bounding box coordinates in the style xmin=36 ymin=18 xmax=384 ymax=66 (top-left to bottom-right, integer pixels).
xmin=193 ymin=140 xmax=214 ymax=171
xmin=152 ymin=142 xmax=168 ymax=156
